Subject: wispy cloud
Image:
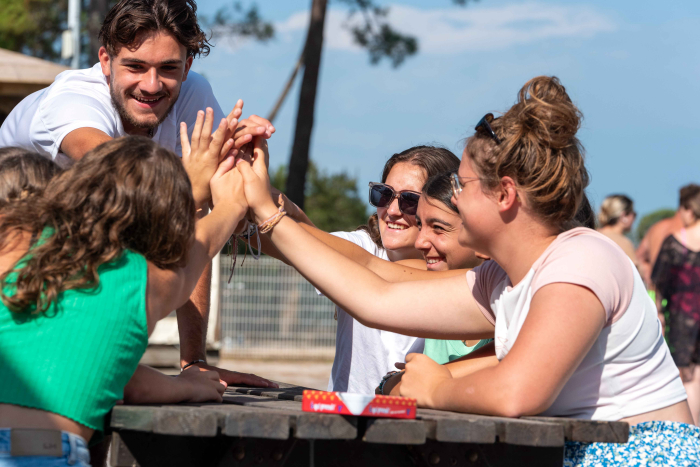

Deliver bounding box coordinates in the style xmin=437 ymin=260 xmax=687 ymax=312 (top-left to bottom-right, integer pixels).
xmin=275 ymin=2 xmax=616 ymax=54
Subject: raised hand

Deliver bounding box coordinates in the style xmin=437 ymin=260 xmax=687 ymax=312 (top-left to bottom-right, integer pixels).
xmin=210 ymin=154 xmax=246 ymax=214
xmin=231 ymin=114 xmax=276 ymax=153
xmin=235 ymin=137 xmax=278 ymax=222
xmin=181 ymin=107 xmax=235 ymax=209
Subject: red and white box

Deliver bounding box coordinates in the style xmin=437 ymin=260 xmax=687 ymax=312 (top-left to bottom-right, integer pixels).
xmin=302 ymin=390 xmax=416 ymax=419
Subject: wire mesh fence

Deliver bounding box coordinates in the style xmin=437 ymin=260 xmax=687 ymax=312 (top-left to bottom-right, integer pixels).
xmin=219 ymin=255 xmax=337 ymax=360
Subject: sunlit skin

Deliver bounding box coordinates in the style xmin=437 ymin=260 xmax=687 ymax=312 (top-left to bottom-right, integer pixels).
xmin=415 ymin=197 xmax=481 ymax=272
xmin=377 ymin=162 xmax=426 ymax=262
xmin=99 ymin=30 xmax=192 ymax=136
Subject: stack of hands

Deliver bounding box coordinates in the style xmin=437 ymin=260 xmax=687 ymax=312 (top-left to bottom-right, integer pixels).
xmin=180 ymin=101 xmax=288 ymax=241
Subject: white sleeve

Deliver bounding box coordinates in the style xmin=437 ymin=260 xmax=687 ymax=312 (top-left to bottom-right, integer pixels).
xmin=315 ymin=230 xmax=384 ymax=296
xmin=36 ymin=91 xmax=117 ymax=159
xmin=174 ymin=71 xmax=225 ymax=155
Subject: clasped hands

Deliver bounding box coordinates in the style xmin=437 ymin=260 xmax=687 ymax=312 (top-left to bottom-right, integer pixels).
xmin=181 ymin=99 xmax=275 ymax=212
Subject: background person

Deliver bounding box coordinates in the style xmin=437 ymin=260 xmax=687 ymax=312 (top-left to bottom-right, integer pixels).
xmin=234 ymin=76 xmax=697 ymax=465
xmin=637 ymin=184 xmax=699 ymax=287
xmin=652 ymin=184 xmax=700 ymax=424
xmin=0 ymin=147 xmax=62 ymax=208
xmin=0 ymin=0 xmax=275 ymax=382
xmin=596 ymin=194 xmax=638 ymax=267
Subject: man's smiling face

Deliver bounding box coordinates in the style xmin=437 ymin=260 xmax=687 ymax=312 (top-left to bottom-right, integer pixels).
xmin=99 ymin=30 xmax=193 ymax=135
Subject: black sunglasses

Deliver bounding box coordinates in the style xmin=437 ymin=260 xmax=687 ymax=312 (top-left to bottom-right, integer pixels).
xmin=368 ymin=182 xmax=420 ymax=216
xmin=475 ymin=113 xmax=501 ymax=144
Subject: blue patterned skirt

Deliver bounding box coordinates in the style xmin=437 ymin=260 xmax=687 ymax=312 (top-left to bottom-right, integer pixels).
xmin=564 ymin=421 xmax=700 ymax=466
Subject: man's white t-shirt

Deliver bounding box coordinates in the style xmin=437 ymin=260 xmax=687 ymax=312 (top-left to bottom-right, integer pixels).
xmin=324 ymin=230 xmax=425 ymax=394
xmin=0 ymin=63 xmax=224 ymax=166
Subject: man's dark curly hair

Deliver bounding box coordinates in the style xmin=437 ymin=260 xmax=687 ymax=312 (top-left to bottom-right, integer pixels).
xmin=99 ymin=0 xmax=211 ymax=59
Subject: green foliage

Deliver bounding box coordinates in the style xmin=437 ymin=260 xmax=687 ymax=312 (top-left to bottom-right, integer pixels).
xmin=0 ymin=0 xmax=68 ymax=62
xmin=636 ymin=208 xmax=676 ymax=242
xmin=271 ymin=162 xmax=369 ymax=233
xmin=208 ymin=2 xmax=274 ymax=44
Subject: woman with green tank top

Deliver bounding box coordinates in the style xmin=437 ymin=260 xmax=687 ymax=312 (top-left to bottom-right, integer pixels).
xmin=0 ymin=114 xmax=258 ymax=465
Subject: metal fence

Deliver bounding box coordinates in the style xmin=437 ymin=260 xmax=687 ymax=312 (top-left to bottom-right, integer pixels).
xmin=219 ymin=255 xmax=337 ymax=360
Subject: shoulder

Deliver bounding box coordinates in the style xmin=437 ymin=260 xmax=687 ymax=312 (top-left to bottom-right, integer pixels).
xmin=532 ymin=228 xmax=634 ymax=321
xmin=332 ymin=230 xmax=386 ymax=258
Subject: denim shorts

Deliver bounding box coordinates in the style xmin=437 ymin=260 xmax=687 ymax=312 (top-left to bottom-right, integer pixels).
xmin=564 ymin=421 xmax=700 ymax=467
xmin=0 ymin=429 xmax=91 ymax=467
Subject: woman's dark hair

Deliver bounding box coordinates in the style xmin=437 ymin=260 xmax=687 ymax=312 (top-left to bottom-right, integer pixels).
xmin=564 ymin=192 xmax=595 ymax=230
xmin=0 ymin=148 xmax=61 ymax=208
xmin=422 ymin=172 xmax=457 ymax=214
xmin=358 ymin=146 xmax=460 ymax=248
xmin=466 ymin=76 xmax=590 ymax=231
xmin=0 ymin=136 xmax=196 ymax=314
xmin=680 ymin=184 xmax=700 ymax=219
xmin=99 ymin=0 xmax=210 ymax=58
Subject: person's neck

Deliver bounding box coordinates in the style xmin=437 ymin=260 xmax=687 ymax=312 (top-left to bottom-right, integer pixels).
xmin=600 ymin=223 xmax=626 ymax=236
xmin=487 ymin=224 xmax=559 ymax=286
xmin=122 ymin=121 xmax=155 ymax=138
xmin=386 ymin=247 xmax=423 ymax=263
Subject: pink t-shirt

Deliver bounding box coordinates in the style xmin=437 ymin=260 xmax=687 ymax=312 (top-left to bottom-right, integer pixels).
xmin=467 ymin=228 xmax=686 ymax=420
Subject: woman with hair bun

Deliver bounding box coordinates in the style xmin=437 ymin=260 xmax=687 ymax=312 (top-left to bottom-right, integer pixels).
xmin=236 ymin=75 xmax=698 ymax=466
xmin=597 ymin=194 xmax=638 ymax=266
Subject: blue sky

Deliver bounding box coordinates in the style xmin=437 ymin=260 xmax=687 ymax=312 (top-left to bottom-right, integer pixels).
xmin=191 ymin=0 xmax=700 ymax=227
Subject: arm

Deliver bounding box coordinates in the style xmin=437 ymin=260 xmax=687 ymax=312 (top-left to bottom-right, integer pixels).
xmin=636 ymin=234 xmax=652 ymax=286
xmin=382 ymin=343 xmax=498 ymax=395
xmin=399 ymin=283 xmax=605 ymax=417
xmin=60 ymin=127 xmax=113 ymax=161
xmin=123 ymin=364 xmax=225 ymax=404
xmin=237 ymin=148 xmax=493 ymax=340
xmin=177 ymin=262 xmax=211 ymax=367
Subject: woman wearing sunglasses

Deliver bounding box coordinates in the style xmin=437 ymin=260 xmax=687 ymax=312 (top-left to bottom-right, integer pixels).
xmin=235 ymin=75 xmax=698 ymax=466
xmin=326 ymin=146 xmax=460 ymax=394
xmin=254 ymin=146 xmax=459 ymax=394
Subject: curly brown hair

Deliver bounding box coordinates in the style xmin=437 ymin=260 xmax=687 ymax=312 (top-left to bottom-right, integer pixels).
xmin=0 ymin=136 xmax=195 ymax=314
xmin=0 ymin=147 xmax=62 ymax=208
xmin=99 ymin=0 xmax=211 ymax=58
xmin=466 ymin=76 xmax=589 ymax=231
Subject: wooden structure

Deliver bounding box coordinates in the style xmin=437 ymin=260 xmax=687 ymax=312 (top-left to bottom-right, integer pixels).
xmin=0 ymin=48 xmax=68 ymax=124
xmin=109 ymin=383 xmax=629 ymax=467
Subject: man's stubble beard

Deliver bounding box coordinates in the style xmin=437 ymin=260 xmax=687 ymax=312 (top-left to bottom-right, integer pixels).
xmin=110 ymin=80 xmax=180 ymax=135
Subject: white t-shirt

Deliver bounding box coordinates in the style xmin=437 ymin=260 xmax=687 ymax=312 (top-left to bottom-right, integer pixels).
xmin=324 ymin=230 xmax=424 ymax=394
xmin=467 ymin=227 xmax=686 ymax=420
xmin=0 ymin=63 xmax=224 ymax=167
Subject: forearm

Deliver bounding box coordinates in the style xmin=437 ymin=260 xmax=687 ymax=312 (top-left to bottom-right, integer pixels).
xmin=266 ymin=215 xmax=492 ymax=339
xmin=177 ymin=262 xmax=211 ymax=365
xmin=123 ymin=365 xmax=188 ymax=404
xmin=366 ymin=255 xmax=468 ymax=282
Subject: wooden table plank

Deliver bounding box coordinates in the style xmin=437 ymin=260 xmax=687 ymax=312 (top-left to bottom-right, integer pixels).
xmin=418 ymin=408 xmax=564 ymax=447
xmin=363 ymin=419 xmax=426 ymax=445
xmin=525 ymin=416 xmax=629 ymax=444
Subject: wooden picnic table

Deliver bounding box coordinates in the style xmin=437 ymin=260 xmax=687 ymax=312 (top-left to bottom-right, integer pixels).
xmin=108 ymin=382 xmax=629 ymax=467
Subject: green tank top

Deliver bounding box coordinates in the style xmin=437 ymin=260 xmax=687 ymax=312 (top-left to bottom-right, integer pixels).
xmin=0 ymin=248 xmax=149 ymax=430
xmin=423 ymin=338 xmax=493 ymax=365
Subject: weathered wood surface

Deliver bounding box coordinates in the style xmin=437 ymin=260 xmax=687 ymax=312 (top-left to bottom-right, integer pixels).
xmin=110 ymin=383 xmax=629 ymax=446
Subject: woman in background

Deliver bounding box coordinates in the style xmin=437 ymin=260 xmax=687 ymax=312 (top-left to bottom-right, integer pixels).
xmin=597 ymin=194 xmax=638 ymax=266
xmin=653 ymin=184 xmax=700 ymax=424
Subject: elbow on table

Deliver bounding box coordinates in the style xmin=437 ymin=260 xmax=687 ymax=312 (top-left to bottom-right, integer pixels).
xmin=493 ymin=384 xmax=556 ymax=419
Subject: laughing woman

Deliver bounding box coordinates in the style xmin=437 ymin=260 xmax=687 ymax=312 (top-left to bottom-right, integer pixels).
xmin=235 ymin=76 xmax=698 ymax=466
